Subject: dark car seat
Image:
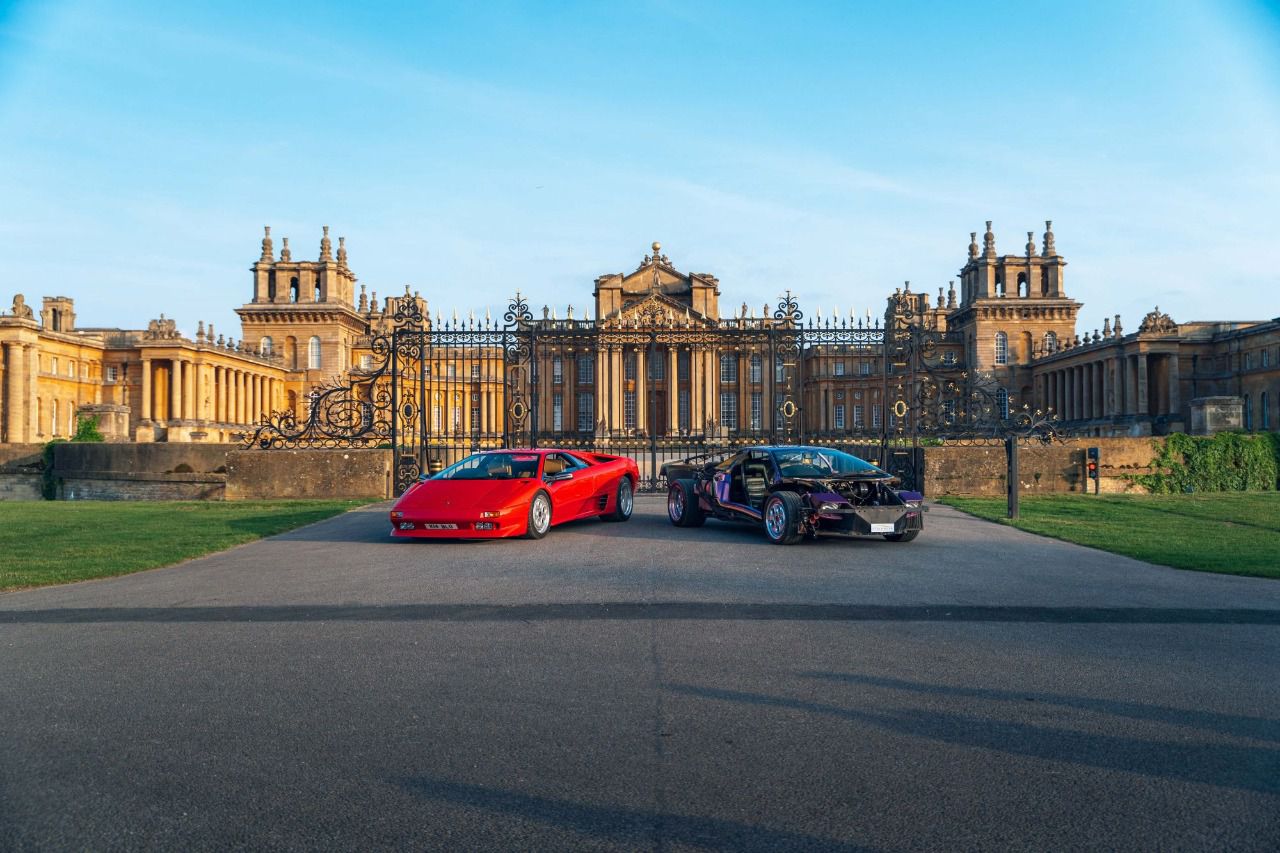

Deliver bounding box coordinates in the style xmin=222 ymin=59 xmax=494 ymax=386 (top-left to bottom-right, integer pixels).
xmin=742 ymin=460 xmax=770 ymax=509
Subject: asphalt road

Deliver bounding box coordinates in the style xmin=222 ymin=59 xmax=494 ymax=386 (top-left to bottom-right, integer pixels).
xmin=2 ymin=497 xmax=1278 ymax=851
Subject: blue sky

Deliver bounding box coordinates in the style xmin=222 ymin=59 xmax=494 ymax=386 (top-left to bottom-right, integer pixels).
xmin=1 ymin=0 xmax=1278 ymax=338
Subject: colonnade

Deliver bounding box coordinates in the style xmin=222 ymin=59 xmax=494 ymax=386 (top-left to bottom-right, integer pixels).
xmin=137 ymin=357 xmax=283 ymax=425
xmin=1 ymin=340 xmax=38 ymax=442
xmin=1038 ymin=351 xmax=1181 ymax=422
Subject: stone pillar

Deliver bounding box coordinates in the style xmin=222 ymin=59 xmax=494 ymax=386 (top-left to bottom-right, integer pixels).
xmin=668 ymin=348 xmax=679 ymax=433
xmin=3 ymin=342 xmax=23 ymax=442
xmin=215 ymin=367 xmax=225 ymax=422
xmin=236 ymin=371 xmax=246 ymax=424
xmin=635 ymin=349 xmax=647 ymax=433
xmin=1167 ymin=354 xmax=1181 ymax=419
xmin=1136 ymin=355 xmax=1149 ymax=416
xmin=170 ymin=360 xmax=183 ymax=423
xmin=140 ymin=358 xmax=153 ymax=421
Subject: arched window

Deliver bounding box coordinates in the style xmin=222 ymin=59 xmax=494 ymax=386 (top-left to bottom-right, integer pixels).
xmin=290 ymin=277 xmax=300 ymax=303
xmin=314 ymin=281 xmax=322 ymax=302
xmin=994 ymin=277 xmax=1005 ymax=298
xmin=1044 ymin=331 xmax=1058 ymax=354
xmin=997 ymin=388 xmax=1010 ymax=420
xmin=267 ymin=273 xmax=277 ymax=301
xmin=308 ymin=336 xmax=322 ymax=370
xmin=994 ymin=332 xmax=1008 ymax=365
xmin=260 ymin=336 xmax=273 ymax=356
xmin=1017 ymin=272 xmax=1028 ymax=298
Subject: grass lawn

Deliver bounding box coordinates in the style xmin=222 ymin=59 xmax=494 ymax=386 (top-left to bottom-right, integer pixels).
xmin=938 ymin=493 xmax=1280 ymax=579
xmin=0 ymin=500 xmax=373 ymax=592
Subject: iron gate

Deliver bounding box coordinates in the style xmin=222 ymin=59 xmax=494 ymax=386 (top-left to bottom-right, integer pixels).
xmin=246 ymin=291 xmax=1058 ymax=495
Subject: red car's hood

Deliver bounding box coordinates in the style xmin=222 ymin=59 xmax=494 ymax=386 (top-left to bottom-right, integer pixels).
xmin=394 ymin=478 xmax=537 ymax=516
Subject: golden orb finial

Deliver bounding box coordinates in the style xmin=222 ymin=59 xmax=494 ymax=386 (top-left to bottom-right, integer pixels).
xmin=652 ymin=241 xmax=661 ymax=255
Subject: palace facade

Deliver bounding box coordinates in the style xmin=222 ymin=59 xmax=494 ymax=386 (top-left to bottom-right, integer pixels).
xmin=1 ymin=223 xmax=1277 ymax=445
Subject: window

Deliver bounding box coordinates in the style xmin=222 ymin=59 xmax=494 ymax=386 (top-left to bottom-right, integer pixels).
xmin=720 ymin=392 xmax=738 ymax=430
xmin=81 ymin=363 xmax=87 ymax=379
xmin=261 ymin=336 xmax=274 ymax=356
xmin=1043 ymin=332 xmax=1058 ymax=354
xmin=872 ymin=404 xmax=882 ymax=428
xmin=860 ymin=361 xmax=871 ymax=376
xmin=678 ymin=350 xmax=690 ymax=381
xmin=471 ymin=398 xmax=481 ymax=432
xmin=552 ymin=356 xmax=562 ymax=384
xmin=453 ymin=405 xmax=462 ymax=432
xmin=943 ymin=399 xmax=957 ymax=424
xmin=720 ymin=353 xmax=738 ymax=384
xmin=552 ymin=393 xmax=563 ymax=432
xmin=648 ymin=354 xmax=664 ymax=380
xmin=749 ymin=353 xmax=762 ymax=383
xmin=577 ymin=355 xmax=594 ymax=384
xmin=471 ymin=363 xmax=481 ymax=380
xmin=624 ymin=352 xmax=637 ymax=381
xmin=1244 ymin=394 xmax=1252 ymax=431
xmin=290 ymin=277 xmax=300 ymax=303
xmin=775 ymin=356 xmax=786 ymax=383
xmin=834 ymin=404 xmax=845 ymax=429
xmin=67 ymin=361 xmax=75 ymax=378
xmin=997 ymin=387 xmax=1010 ymax=419
xmin=106 ymin=366 xmax=118 ymax=383
xmin=678 ymin=389 xmax=690 ymax=432
xmin=51 ymin=357 xmax=58 ymax=375
xmin=750 ymin=392 xmax=762 ymax=430
xmin=1246 ymin=352 xmax=1253 ymax=370
xmin=994 ymin=332 xmax=1008 ymax=366
xmin=854 ymin=404 xmax=864 ymax=427
xmin=943 ymin=351 xmax=957 ymax=366
xmin=834 ymin=360 xmax=845 ymax=376
xmin=1264 ymin=348 xmax=1272 ymax=368
xmin=624 ymin=390 xmax=636 ymax=429
xmin=51 ymin=399 xmax=58 ymax=436
xmin=447 ymin=364 xmax=456 ymax=380
xmin=432 ymin=405 xmax=442 ymax=432
xmin=577 ymin=392 xmax=594 ymax=432
xmin=360 ymin=355 xmax=373 ymax=370
xmin=1261 ymin=392 xmax=1270 ymax=430
xmin=308 ymin=336 xmax=322 ymax=369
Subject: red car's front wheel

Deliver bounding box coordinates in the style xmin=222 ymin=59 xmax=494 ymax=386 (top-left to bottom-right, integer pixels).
xmin=524 ymin=491 xmax=552 ymax=539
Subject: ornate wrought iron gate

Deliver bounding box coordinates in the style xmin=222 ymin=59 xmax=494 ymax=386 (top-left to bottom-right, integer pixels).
xmin=246 ymin=291 xmax=1057 ymax=495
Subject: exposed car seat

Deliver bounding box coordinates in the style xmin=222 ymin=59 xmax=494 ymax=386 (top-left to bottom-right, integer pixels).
xmin=742 ymin=460 xmax=769 ymax=509
xmin=543 ymin=456 xmax=567 ymax=476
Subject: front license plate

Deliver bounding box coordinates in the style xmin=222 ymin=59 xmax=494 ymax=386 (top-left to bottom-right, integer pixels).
xmin=423 ymin=523 xmax=458 ymax=530
xmin=398 ymin=522 xmax=414 ymax=530
xmin=870 ymin=523 xmax=896 ymax=533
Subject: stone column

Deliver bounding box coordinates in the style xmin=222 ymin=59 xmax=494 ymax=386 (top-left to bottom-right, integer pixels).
xmin=1167 ymin=354 xmax=1181 ymax=419
xmin=236 ymin=371 xmax=246 ymax=424
xmin=3 ymin=342 xmax=23 ymax=442
xmin=215 ymin=367 xmax=225 ymax=422
xmin=668 ymin=348 xmax=679 ymax=433
xmin=635 ymin=349 xmax=647 ymax=433
xmin=1136 ymin=355 xmax=1149 ymax=416
xmin=169 ymin=360 xmax=183 ymax=423
xmin=140 ymin=358 xmax=153 ymax=421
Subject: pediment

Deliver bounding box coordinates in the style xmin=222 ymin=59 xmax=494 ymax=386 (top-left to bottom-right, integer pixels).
xmin=620 ymin=263 xmax=691 ymax=297
xmin=607 ymin=292 xmax=715 ymax=328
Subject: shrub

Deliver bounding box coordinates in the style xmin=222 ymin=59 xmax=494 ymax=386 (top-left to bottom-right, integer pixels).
xmin=1132 ymin=432 xmax=1277 ymax=493
xmin=72 ymin=415 xmax=106 ymax=443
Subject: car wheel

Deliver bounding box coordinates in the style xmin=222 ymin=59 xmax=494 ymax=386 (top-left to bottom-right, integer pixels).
xmin=883 ymin=529 xmax=919 ymax=543
xmin=763 ymin=492 xmax=803 ymax=545
xmin=524 ymin=490 xmax=552 ymax=539
xmin=667 ymin=479 xmax=705 ymax=527
xmin=601 ymin=477 xmax=634 ymax=522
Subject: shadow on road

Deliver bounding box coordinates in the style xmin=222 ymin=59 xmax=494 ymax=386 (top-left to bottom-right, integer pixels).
xmin=396 ymin=776 xmax=873 ymax=852
xmin=4 ymin=602 xmax=1279 ymax=624
xmin=797 ymin=671 xmax=1280 ymax=745
xmin=666 ymin=683 xmax=1280 ymax=795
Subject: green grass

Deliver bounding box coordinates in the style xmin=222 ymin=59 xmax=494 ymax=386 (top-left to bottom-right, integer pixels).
xmin=0 ymin=500 xmax=373 ymax=592
xmin=938 ymin=493 xmax=1280 ymax=579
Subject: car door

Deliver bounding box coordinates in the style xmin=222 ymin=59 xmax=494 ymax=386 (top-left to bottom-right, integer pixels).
xmin=542 ymin=453 xmax=595 ymax=522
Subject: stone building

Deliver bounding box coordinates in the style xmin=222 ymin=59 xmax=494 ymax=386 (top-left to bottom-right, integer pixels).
xmin=2 ymin=223 xmax=1276 ymax=445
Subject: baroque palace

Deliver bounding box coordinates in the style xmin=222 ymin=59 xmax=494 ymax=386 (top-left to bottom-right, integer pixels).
xmin=1 ymin=223 xmax=1277 ymax=446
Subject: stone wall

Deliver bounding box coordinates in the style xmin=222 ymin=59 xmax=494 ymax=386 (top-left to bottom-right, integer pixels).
xmin=0 ymin=443 xmax=43 ymax=470
xmin=921 ymin=436 xmax=1161 ymax=497
xmin=59 ymin=472 xmax=226 ymax=501
xmin=52 ymin=442 xmax=235 ymax=476
xmin=0 ymin=474 xmax=41 ymax=500
xmin=224 ymin=449 xmax=391 ymax=500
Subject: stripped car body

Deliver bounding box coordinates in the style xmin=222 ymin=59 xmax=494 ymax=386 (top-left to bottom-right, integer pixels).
xmin=665 ymin=446 xmax=925 ymax=545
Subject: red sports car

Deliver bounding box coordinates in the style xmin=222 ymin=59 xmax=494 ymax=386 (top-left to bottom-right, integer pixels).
xmin=389 ymin=449 xmax=639 ymax=539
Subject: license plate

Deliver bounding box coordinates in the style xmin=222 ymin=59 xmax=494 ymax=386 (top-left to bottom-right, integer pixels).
xmin=423 ymin=523 xmax=458 ymax=530
xmin=870 ymin=523 xmax=895 ymax=533
xmin=398 ymin=522 xmax=414 ymax=530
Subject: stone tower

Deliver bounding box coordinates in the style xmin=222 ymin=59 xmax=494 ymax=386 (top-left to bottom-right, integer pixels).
xmin=948 ymin=221 xmax=1080 ymax=405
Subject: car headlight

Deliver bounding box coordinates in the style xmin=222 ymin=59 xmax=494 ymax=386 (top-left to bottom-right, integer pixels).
xmin=480 ymin=511 xmax=500 ymax=518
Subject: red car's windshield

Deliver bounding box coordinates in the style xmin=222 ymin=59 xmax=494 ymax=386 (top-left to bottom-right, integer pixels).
xmin=433 ymin=453 xmax=541 ymax=480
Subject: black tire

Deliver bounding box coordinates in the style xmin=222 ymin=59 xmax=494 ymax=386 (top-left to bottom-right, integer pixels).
xmin=524 ymin=490 xmax=552 ymax=539
xmin=763 ymin=492 xmax=804 ymax=545
xmin=601 ymin=477 xmax=635 ymax=522
xmin=667 ymin=479 xmax=705 ymax=527
xmin=883 ymin=529 xmax=919 ymax=543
